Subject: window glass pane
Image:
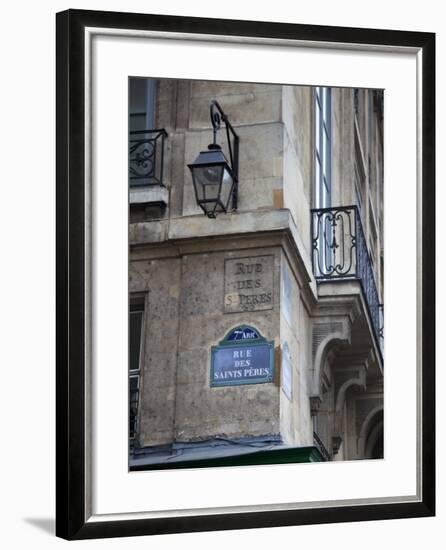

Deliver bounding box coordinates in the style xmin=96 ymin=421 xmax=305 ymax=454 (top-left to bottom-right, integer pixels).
xmin=129 ymin=300 xmax=144 ymax=443
xmin=323 ymin=88 xmax=331 ymax=122
xmin=130 ymin=376 xmax=139 ymax=391
xmin=315 ymin=157 xmax=321 ymax=206
xmin=315 ymin=102 xmax=321 ymax=156
xmin=129 ymin=310 xmax=143 ymax=372
xmin=323 ymin=134 xmax=330 ymax=182
xmin=130 ymin=390 xmax=139 ymax=407
xmin=129 ymin=78 xmax=157 ymax=131
xmin=129 ymin=79 xmax=148 ymax=132
xmin=129 ymin=113 xmax=146 ymax=133
xmin=146 ymin=79 xmax=156 ymax=129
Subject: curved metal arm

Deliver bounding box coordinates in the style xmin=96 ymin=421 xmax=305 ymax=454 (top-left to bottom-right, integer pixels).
xmin=210 ymin=100 xmax=222 ymax=137
xmin=209 ymin=100 xmax=239 ymax=183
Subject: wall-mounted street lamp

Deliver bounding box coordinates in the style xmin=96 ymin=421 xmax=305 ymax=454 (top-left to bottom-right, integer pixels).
xmin=188 ymin=100 xmax=239 ymax=218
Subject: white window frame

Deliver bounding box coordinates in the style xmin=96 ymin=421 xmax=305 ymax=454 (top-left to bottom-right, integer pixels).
xmin=314 ymin=86 xmax=332 ymax=209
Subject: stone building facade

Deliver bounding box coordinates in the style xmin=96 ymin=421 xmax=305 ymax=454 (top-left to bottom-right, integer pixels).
xmin=128 ymin=78 xmax=384 ymax=468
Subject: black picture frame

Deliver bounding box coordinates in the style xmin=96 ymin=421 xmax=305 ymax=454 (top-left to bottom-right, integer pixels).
xmin=56 ymin=9 xmax=435 ymax=540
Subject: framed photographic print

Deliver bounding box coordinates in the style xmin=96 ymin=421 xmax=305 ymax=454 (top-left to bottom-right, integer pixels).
xmin=56 ymin=9 xmax=435 ymax=540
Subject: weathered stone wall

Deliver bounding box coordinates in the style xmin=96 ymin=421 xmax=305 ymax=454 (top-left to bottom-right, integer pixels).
xmin=174 ymin=247 xmax=282 ymax=441
xmin=279 ymin=253 xmax=313 ymax=446
xmin=129 ymin=257 xmax=182 ymax=446
xmin=282 ymin=85 xmax=313 ymax=258
xmin=131 ymin=245 xmax=284 ymax=446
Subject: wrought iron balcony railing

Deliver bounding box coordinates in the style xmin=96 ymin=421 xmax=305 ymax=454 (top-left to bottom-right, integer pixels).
xmin=311 ymin=205 xmax=383 ymax=353
xmin=129 ymin=129 xmax=168 ymax=186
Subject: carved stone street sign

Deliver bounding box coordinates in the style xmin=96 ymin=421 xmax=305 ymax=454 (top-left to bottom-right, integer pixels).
xmin=224 ymin=255 xmax=274 ymax=313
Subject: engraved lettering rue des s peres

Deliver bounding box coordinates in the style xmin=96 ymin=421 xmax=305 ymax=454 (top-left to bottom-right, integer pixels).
xmin=224 ymin=255 xmax=274 ymax=313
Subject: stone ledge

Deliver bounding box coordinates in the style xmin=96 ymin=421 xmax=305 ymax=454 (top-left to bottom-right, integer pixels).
xmin=130 ymin=209 xmax=315 ymax=297
xmin=168 ymin=209 xmax=289 ymax=240
xmin=129 ymin=185 xmax=169 ymax=206
xmin=130 ymin=209 xmax=293 ymax=244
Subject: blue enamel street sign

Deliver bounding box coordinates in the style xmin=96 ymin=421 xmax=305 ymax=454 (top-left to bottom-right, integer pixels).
xmin=210 ymin=325 xmax=274 ymax=387
xmin=226 ymin=326 xmax=260 ymax=341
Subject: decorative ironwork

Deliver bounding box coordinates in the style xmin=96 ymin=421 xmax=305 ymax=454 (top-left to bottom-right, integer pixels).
xmin=379 ymin=304 xmax=384 ymax=346
xmin=311 ymin=205 xmax=383 ymax=353
xmin=129 ymin=129 xmax=167 ymax=186
xmin=210 ymin=100 xmax=240 ymax=202
xmin=313 ymin=431 xmax=331 ymax=461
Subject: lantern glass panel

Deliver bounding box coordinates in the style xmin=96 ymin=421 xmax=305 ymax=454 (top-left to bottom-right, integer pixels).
xmin=193 ymin=165 xmax=223 ymax=203
xmin=219 ymin=167 xmax=234 ymax=209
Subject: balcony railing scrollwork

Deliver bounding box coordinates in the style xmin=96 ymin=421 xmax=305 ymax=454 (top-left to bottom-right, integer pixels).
xmin=129 ymin=128 xmax=168 ymax=186
xmin=311 ymin=205 xmax=383 ymax=354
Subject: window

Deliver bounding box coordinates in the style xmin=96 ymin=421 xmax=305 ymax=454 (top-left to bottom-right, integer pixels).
xmin=129 ymin=297 xmax=145 ymax=444
xmin=129 ymin=78 xmax=167 ymax=189
xmin=314 ymin=87 xmax=332 ymax=209
xmin=129 ymin=78 xmax=156 ymax=133
xmin=313 ymin=87 xmax=333 ymax=276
